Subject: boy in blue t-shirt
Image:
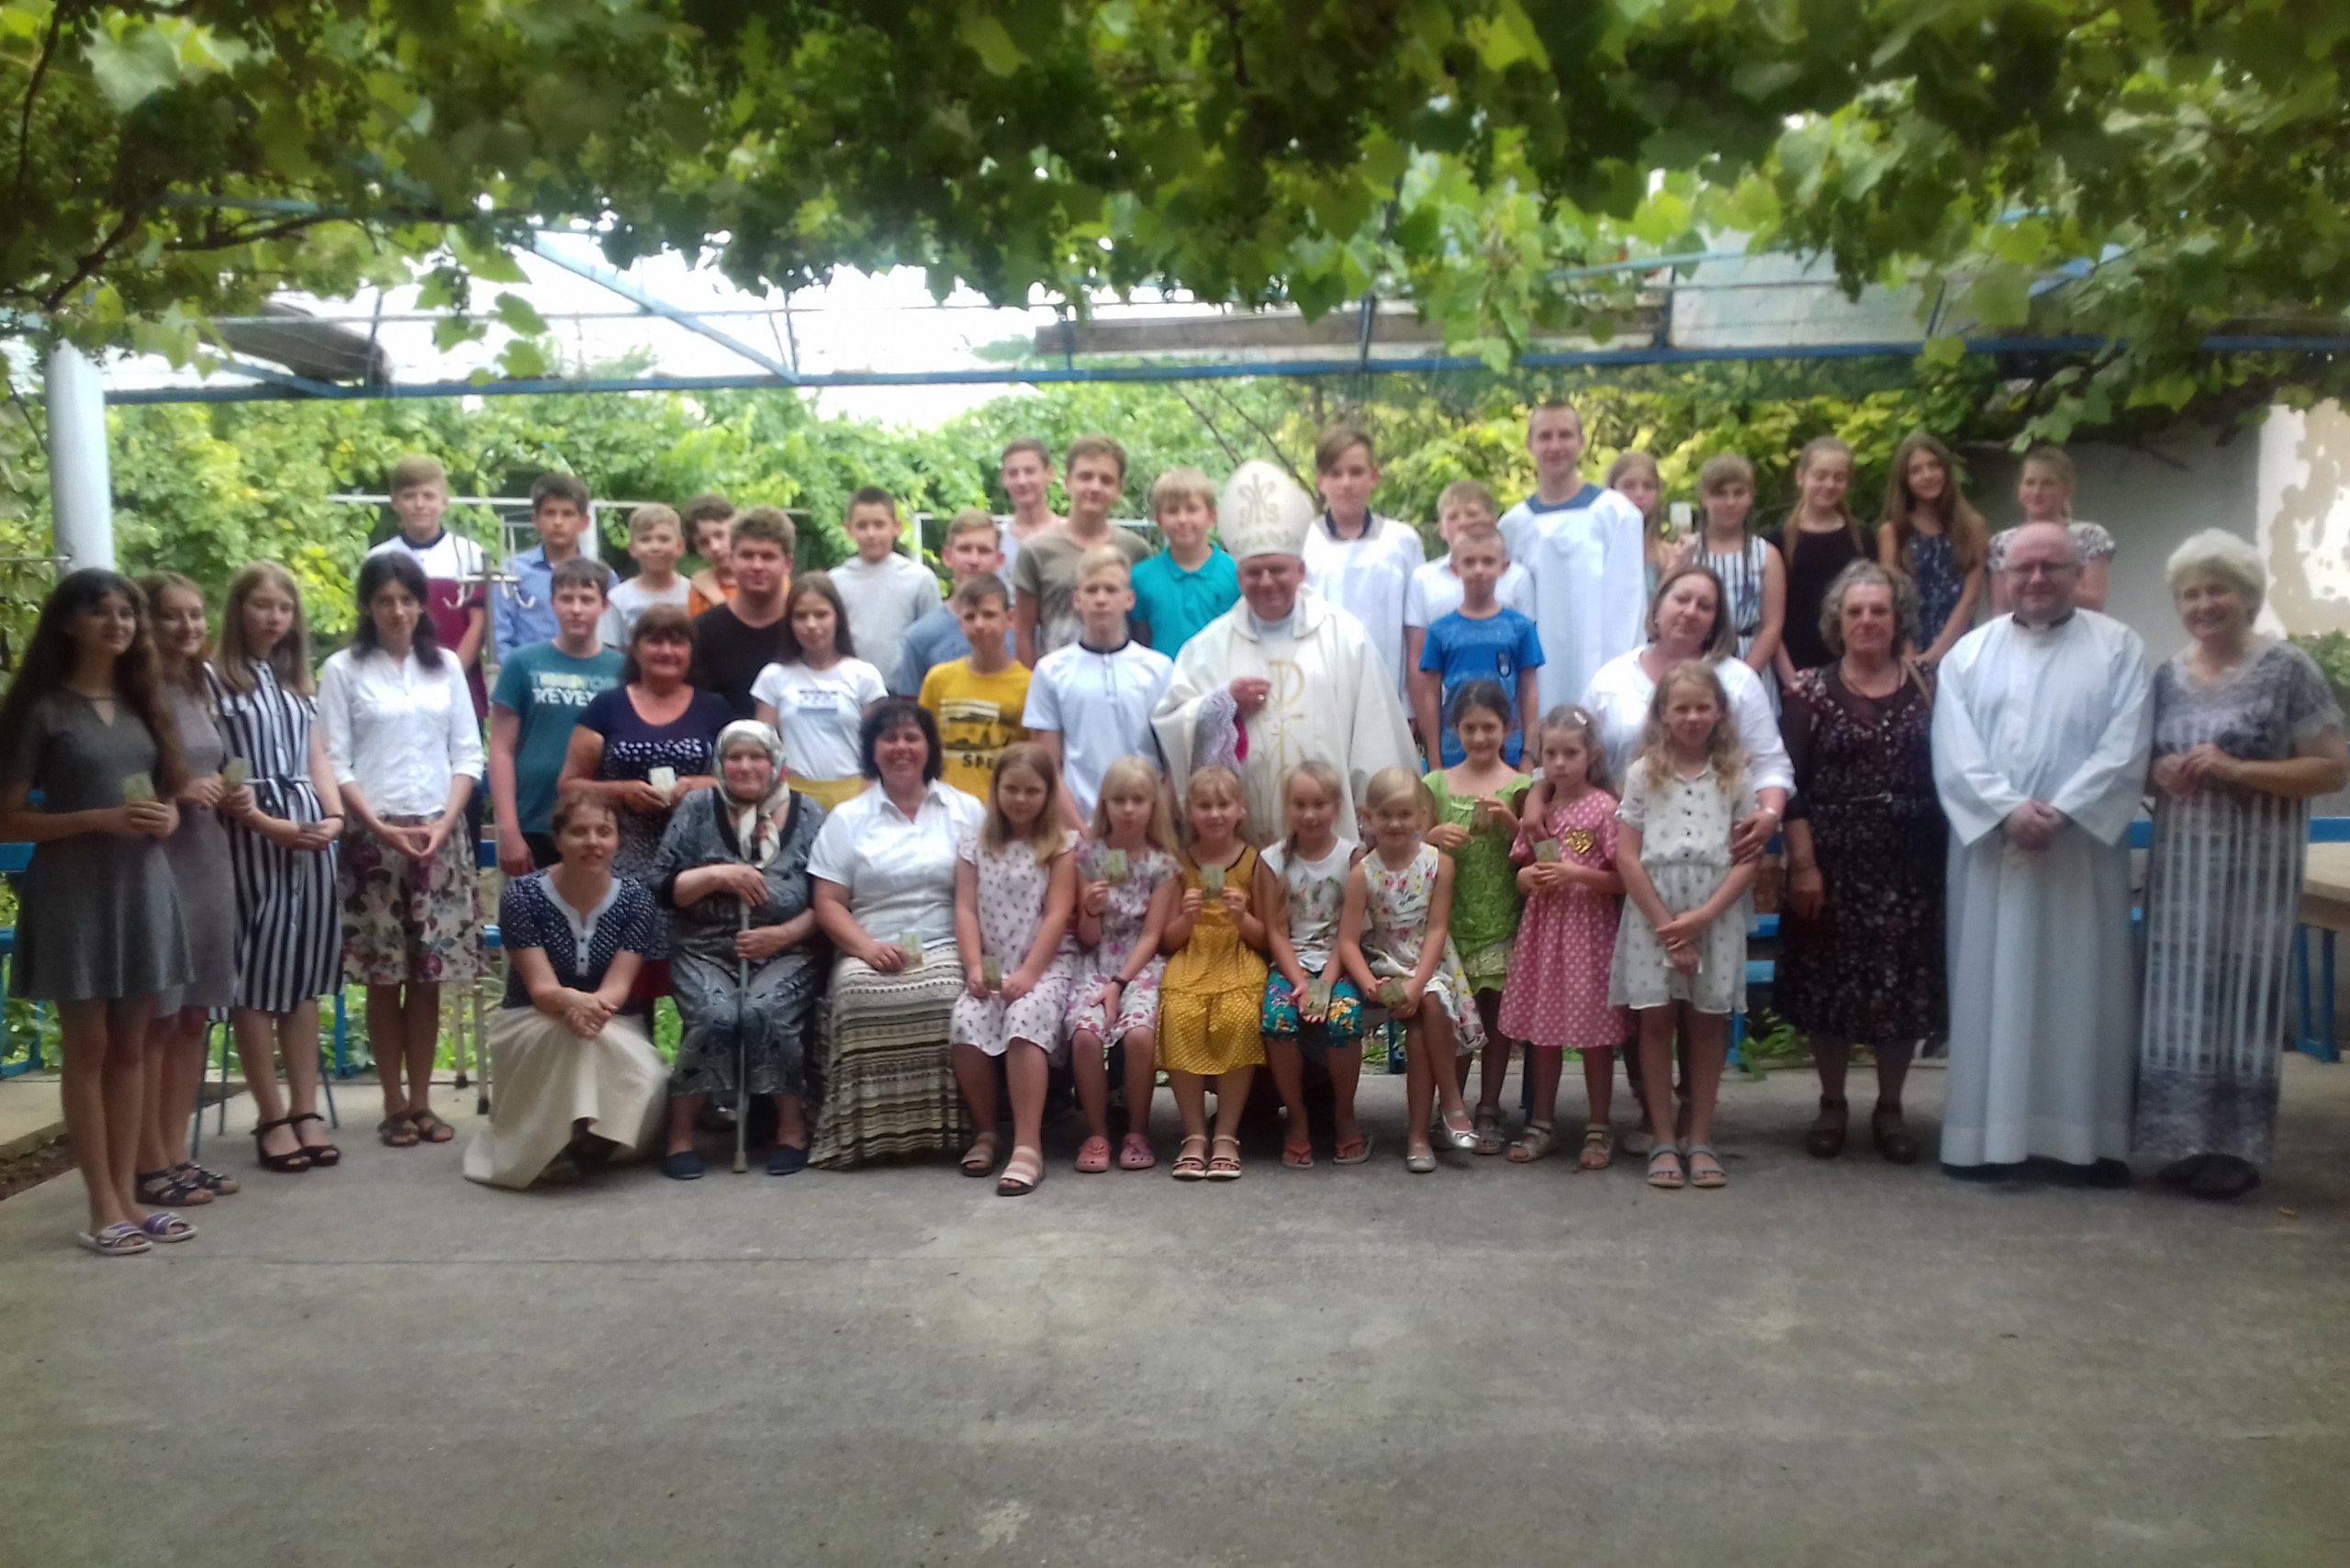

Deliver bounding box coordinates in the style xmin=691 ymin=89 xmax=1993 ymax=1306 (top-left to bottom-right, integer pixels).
xmin=1415 ymin=523 xmax=1543 ymax=767
xmin=489 ymin=556 xmax=625 ymax=872
xmin=1129 ymin=466 xmax=1237 ymax=655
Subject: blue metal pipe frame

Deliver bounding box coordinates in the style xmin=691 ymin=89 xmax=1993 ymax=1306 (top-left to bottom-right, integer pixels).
xmin=100 ymin=333 xmax=2350 ymax=406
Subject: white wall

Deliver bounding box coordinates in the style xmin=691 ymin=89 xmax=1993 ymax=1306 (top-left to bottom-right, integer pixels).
xmin=1969 ymin=426 xmax=2261 ymax=653
xmin=2256 ymin=400 xmax=2350 ymax=639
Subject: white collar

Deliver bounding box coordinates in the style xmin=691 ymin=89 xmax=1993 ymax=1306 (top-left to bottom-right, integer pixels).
xmin=538 ymin=870 xmax=621 ymax=968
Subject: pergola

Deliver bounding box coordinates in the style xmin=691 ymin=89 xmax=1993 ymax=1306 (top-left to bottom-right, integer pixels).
xmin=38 ymin=230 xmax=2350 ymax=574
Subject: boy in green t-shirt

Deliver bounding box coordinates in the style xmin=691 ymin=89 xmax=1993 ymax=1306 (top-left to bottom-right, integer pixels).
xmin=489 ymin=556 xmax=625 ymax=872
xmin=919 ymin=577 xmax=1033 ymax=799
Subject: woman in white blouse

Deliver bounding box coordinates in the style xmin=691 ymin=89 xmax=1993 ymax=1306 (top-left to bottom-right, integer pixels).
xmin=1582 ymin=564 xmax=1794 ymax=846
xmin=806 ymin=699 xmax=985 ymax=1168
xmin=319 ymin=552 xmax=486 ymax=1148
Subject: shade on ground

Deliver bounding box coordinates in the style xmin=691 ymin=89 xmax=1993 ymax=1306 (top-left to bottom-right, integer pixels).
xmin=4 ymin=1059 xmax=2345 ymax=1567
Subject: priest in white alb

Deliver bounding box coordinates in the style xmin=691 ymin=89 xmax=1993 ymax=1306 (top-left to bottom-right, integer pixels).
xmin=1153 ymin=462 xmax=1417 ymax=844
xmin=1931 ymin=521 xmax=2154 ymax=1184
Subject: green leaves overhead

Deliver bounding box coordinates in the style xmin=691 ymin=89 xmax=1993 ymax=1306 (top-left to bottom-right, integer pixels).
xmin=4 ymin=2 xmax=2348 ymax=433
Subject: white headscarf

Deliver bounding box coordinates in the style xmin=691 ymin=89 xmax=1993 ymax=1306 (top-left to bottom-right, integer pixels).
xmin=715 ymin=720 xmax=794 ymax=868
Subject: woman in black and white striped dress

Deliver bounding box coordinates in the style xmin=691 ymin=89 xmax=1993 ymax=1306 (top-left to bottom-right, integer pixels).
xmin=207 ymin=562 xmax=345 ymax=1172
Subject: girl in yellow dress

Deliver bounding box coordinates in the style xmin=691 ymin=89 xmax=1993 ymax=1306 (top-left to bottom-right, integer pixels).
xmin=1157 ymin=765 xmax=1269 ymax=1181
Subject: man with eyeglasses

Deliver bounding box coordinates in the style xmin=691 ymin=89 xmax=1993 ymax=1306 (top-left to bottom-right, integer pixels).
xmin=1930 ymin=522 xmax=2154 ymax=1187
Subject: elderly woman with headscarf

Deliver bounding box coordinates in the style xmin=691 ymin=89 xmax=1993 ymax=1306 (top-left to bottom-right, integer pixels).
xmin=462 ymin=789 xmax=667 ymax=1190
xmin=2138 ymin=530 xmax=2346 ymax=1200
xmin=650 ymin=720 xmax=829 ymax=1179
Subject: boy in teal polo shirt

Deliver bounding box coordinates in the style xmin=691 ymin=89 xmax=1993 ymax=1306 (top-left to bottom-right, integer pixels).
xmin=1130 ymin=466 xmax=1237 ymax=655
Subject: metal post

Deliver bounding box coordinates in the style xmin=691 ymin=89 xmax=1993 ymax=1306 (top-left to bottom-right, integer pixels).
xmin=46 ymin=342 xmax=115 ymax=571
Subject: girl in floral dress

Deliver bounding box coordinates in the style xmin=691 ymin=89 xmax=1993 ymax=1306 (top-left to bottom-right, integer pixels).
xmin=1500 ymin=707 xmax=1627 ymax=1168
xmin=1259 ymin=762 xmax=1371 ymax=1169
xmin=1424 ymin=680 xmax=1530 ymax=1154
xmin=949 ymin=743 xmax=1080 ymax=1196
xmin=1338 ymin=767 xmax=1485 ymax=1174
xmin=1066 ymin=756 xmax=1183 ymax=1173
xmin=1608 ymin=662 xmax=1758 ymax=1192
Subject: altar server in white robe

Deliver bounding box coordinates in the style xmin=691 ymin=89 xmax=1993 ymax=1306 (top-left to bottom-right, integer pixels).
xmin=1154 ymin=461 xmax=1418 ymax=846
xmin=1500 ymin=400 xmax=1650 ymax=713
xmin=1931 ymin=522 xmax=2153 ymax=1182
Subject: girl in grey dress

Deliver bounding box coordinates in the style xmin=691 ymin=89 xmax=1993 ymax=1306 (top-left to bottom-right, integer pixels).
xmin=133 ymin=573 xmax=245 ymax=1209
xmin=0 ymin=569 xmax=196 ymax=1255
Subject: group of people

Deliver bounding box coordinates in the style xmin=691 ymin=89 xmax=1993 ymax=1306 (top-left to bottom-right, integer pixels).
xmin=3 ymin=405 xmax=2342 ymax=1252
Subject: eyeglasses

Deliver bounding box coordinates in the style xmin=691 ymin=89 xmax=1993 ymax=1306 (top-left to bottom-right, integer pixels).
xmin=2004 ymin=561 xmax=2080 ymax=578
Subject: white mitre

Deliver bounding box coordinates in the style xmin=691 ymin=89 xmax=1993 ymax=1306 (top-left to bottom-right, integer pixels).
xmin=1216 ymin=460 xmax=1316 ymax=562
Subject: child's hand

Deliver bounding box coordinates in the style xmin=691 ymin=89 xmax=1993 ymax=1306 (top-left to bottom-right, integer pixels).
xmin=1096 ymin=978 xmax=1123 ymax=1013
xmin=1667 ymin=938 xmax=1700 ymax=976
xmin=1397 ymin=978 xmax=1426 ymax=1016
xmin=1080 ymin=879 xmax=1110 ymax=916
xmin=1425 ymin=823 xmax=1469 ymax=851
xmin=964 ymin=966 xmax=990 ymax=999
xmin=1002 ymin=967 xmax=1035 ymax=1002
xmin=1653 ymin=911 xmax=1707 ymax=948
xmin=1181 ymin=888 xmax=1203 ymax=920
xmin=1217 ymin=884 xmax=1248 ymax=921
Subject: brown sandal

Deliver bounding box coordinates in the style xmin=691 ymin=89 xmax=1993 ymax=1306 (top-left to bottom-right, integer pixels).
xmin=1871 ymin=1104 xmax=1920 ymax=1165
xmin=1805 ymin=1095 xmax=1848 ymax=1159
xmin=408 ymin=1108 xmax=455 ymax=1144
xmin=376 ymin=1114 xmax=420 ymax=1148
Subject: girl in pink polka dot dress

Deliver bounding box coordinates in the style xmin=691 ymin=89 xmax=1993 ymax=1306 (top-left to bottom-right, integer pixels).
xmin=1499 ymin=707 xmax=1628 ymax=1169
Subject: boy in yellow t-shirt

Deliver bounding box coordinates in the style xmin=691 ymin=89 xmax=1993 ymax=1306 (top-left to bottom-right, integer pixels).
xmin=919 ymin=576 xmax=1032 ymax=797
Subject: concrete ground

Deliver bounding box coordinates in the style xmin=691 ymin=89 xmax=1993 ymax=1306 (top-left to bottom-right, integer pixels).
xmin=3 ymin=1057 xmax=2347 ymax=1568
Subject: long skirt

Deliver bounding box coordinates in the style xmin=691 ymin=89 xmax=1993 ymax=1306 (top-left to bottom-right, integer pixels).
xmin=668 ymin=944 xmax=821 ymax=1100
xmin=809 ymin=940 xmax=966 ymax=1170
xmin=461 ymin=1009 xmax=666 ymax=1190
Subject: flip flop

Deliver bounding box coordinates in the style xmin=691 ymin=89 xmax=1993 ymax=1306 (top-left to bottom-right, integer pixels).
xmin=1281 ymin=1135 xmax=1314 ymax=1170
xmin=1332 ymin=1132 xmax=1374 ymax=1166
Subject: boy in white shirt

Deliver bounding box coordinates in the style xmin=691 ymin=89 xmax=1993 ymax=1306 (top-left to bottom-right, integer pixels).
xmin=368 ymin=454 xmax=489 ymax=716
xmin=600 ymin=503 xmax=693 ymax=648
xmin=1403 ymin=478 xmax=1536 ymax=692
xmin=1024 ymin=547 xmax=1174 ymax=827
xmin=829 ymin=486 xmax=943 ymax=689
xmin=1300 ymin=423 xmax=1425 ymax=696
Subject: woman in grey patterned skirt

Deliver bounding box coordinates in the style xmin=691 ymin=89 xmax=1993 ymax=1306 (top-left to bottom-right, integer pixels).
xmin=2137 ymin=531 xmax=2346 ymax=1199
xmin=651 ymin=721 xmax=827 ymax=1178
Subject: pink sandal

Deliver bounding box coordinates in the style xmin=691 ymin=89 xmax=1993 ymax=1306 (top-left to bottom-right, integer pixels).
xmin=1074 ymin=1136 xmax=1113 ymax=1174
xmin=1117 ymin=1133 xmax=1157 ymax=1170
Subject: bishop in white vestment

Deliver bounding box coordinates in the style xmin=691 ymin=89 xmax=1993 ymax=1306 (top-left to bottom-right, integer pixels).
xmin=1931 ymin=523 xmax=2153 ymax=1176
xmin=1154 ymin=463 xmax=1417 ymax=845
